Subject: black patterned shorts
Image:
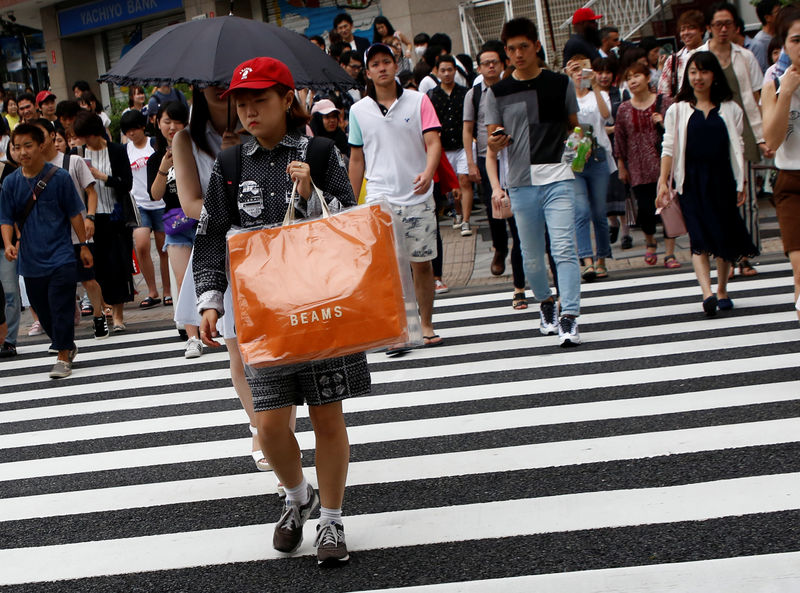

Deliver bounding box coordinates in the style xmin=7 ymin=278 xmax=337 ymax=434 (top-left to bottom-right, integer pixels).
xmin=244 ymin=352 xmax=371 ymax=411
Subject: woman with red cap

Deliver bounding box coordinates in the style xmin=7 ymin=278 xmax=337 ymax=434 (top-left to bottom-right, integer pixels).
xmin=192 ymin=57 xmax=366 ymax=567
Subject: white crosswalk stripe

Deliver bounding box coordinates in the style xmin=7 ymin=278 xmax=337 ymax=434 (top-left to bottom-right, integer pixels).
xmin=1 ymin=263 xmax=799 ymax=592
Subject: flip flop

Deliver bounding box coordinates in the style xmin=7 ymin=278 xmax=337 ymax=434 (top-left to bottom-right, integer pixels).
xmin=422 ymin=334 xmax=444 ymax=347
xmin=595 ymin=265 xmax=608 ymax=278
xmin=139 ymin=296 xmax=161 ymax=308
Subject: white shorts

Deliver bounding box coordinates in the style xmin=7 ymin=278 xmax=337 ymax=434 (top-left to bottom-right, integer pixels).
xmin=389 ymin=196 xmax=438 ymax=263
xmin=445 ymin=149 xmax=469 ymax=176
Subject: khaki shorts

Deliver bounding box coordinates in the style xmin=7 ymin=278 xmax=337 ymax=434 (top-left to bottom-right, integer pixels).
xmin=389 ymin=196 xmax=438 ymax=262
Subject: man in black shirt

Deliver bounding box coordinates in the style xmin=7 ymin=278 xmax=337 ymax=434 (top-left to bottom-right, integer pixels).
xmin=563 ymin=7 xmax=603 ymax=64
xmin=427 ymin=55 xmax=473 ymax=236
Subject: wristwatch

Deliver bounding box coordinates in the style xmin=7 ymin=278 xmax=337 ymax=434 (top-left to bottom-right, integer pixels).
xmin=86 ymin=214 xmax=96 ymax=221
xmin=77 ymin=242 xmax=88 ymax=247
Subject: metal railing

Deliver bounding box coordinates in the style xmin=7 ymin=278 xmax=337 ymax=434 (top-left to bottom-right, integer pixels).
xmin=557 ymin=0 xmax=673 ymax=40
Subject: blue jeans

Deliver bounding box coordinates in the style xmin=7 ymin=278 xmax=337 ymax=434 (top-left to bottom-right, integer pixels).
xmin=508 ymin=180 xmax=581 ymax=316
xmin=0 ymin=255 xmax=20 ymax=345
xmin=574 ymin=152 xmax=612 ymax=260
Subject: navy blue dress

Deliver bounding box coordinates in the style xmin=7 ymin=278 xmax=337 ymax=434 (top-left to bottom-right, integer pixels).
xmin=678 ymin=107 xmax=758 ymax=262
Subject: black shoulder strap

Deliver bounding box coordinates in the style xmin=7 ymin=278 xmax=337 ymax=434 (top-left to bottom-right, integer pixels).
xmin=655 ymin=93 xmax=663 ymax=114
xmin=18 ymin=165 xmax=59 ymax=230
xmin=219 ymin=144 xmax=242 ymax=227
xmin=305 ymin=136 xmax=333 ymax=190
xmin=62 ymin=151 xmax=71 ymax=170
xmin=470 ymin=83 xmax=482 ymax=138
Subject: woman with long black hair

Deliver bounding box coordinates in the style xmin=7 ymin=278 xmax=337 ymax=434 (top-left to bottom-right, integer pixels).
xmin=72 ymin=110 xmax=134 ymax=331
xmin=658 ymin=51 xmax=757 ymax=316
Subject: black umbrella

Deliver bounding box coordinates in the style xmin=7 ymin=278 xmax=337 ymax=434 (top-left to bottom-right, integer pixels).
xmin=98 ymin=16 xmax=355 ymax=91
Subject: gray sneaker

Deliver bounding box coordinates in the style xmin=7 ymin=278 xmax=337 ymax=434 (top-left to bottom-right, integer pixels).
xmin=272 ymin=483 xmax=319 ymax=553
xmin=315 ymin=521 xmax=349 ymax=566
xmin=184 ymin=337 xmax=203 ymax=359
xmin=460 ymin=221 xmax=472 ymax=236
xmin=539 ymin=299 xmax=558 ymax=335
xmin=49 ymin=360 xmax=72 ymax=379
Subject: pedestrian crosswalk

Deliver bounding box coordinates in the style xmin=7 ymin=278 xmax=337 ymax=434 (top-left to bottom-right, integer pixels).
xmin=1 ymin=262 xmax=799 ymax=592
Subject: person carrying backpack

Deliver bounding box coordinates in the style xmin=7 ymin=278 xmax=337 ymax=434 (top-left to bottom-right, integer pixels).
xmin=192 ymin=57 xmax=368 ymax=567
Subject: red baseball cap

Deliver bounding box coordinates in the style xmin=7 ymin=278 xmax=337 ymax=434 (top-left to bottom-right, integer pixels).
xmin=36 ymin=90 xmax=56 ymax=105
xmin=221 ymin=57 xmax=295 ymax=98
xmin=572 ymin=7 xmax=602 ymax=24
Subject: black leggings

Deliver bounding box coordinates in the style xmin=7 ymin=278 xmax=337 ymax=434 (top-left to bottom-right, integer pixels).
xmin=632 ymin=183 xmax=659 ymax=237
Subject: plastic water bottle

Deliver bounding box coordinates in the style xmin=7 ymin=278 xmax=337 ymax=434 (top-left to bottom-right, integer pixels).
xmin=564 ymin=127 xmax=581 ymax=163
xmin=570 ymin=128 xmax=592 ymax=173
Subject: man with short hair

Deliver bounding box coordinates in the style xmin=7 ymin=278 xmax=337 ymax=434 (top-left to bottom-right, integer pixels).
xmin=599 ymin=26 xmax=620 ymax=57
xmin=0 ymin=124 xmax=92 ymax=377
xmin=333 ymin=12 xmax=370 ymax=55
xmin=563 ymin=8 xmax=602 ymax=64
xmin=16 ymin=93 xmax=37 ymax=124
xmin=413 ymin=33 xmax=430 ymax=60
xmin=751 ymin=0 xmax=781 ymax=72
xmin=72 ymin=80 xmax=90 ymax=98
xmin=30 ymin=117 xmax=108 ymax=341
xmin=36 ymin=91 xmax=57 ymax=123
xmin=486 ymin=18 xmax=583 ymax=347
xmin=56 ymin=100 xmax=82 ymax=134
xmin=349 ymin=43 xmax=444 ymax=348
xmin=427 ymin=54 xmax=473 ymax=236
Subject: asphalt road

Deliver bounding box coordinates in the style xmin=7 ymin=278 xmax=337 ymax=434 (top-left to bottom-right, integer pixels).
xmin=1 ymin=261 xmax=799 ymax=592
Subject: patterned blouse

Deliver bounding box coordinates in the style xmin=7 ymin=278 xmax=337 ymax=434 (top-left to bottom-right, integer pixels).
xmin=193 ymin=132 xmax=354 ymax=316
xmin=613 ymin=95 xmax=673 ymax=187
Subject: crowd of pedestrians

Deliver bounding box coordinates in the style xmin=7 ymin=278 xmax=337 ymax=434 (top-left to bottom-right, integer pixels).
xmin=1 ymin=1 xmax=800 ymax=568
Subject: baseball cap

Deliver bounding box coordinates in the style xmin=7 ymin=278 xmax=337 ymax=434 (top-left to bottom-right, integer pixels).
xmin=221 ymin=57 xmax=295 ymax=99
xmin=36 ymin=90 xmax=56 ymax=105
xmin=364 ymin=43 xmax=395 ymax=66
xmin=311 ymin=99 xmax=340 ymax=116
xmin=572 ymin=7 xmax=602 ymax=24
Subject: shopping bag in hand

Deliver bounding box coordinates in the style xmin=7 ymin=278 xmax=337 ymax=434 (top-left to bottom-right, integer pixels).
xmin=227 ymin=183 xmax=421 ymax=367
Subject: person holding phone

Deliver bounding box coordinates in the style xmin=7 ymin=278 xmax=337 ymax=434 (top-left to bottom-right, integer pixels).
xmin=566 ymin=54 xmax=615 ymax=281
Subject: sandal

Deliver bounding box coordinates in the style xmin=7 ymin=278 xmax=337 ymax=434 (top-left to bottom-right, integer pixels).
xmin=163 ymin=296 xmax=173 ymax=306
xmin=422 ymin=334 xmax=444 ymax=347
xmin=595 ymin=265 xmax=608 ymax=278
xmin=139 ymin=296 xmax=161 ymax=308
xmin=582 ymin=265 xmax=597 ymax=282
xmin=249 ymin=426 xmax=271 ymax=472
xmin=664 ymin=254 xmax=681 ymax=269
xmin=512 ymin=292 xmax=528 ymax=310
xmin=739 ymin=260 xmax=758 ymax=276
xmin=644 ymin=243 xmax=658 ymax=265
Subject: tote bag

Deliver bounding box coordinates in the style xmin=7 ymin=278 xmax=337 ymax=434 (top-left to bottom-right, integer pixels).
xmin=227 ymin=184 xmax=421 ymax=367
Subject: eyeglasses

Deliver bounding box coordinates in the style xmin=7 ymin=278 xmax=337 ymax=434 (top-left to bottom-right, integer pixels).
xmin=711 ymin=20 xmax=734 ymax=30
xmin=480 ymin=59 xmax=500 ymax=67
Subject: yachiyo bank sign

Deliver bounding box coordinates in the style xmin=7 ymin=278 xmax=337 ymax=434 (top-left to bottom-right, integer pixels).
xmin=58 ymin=0 xmax=182 ymax=36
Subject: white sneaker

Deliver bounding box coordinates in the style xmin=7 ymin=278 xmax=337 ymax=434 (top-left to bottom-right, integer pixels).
xmin=539 ymin=300 xmax=558 ymax=335
xmin=434 ymin=279 xmax=449 ymax=295
xmin=184 ymin=337 xmax=203 ymax=359
xmin=558 ymin=316 xmax=581 ymax=347
xmin=460 ymin=221 xmax=472 ymax=236
xmin=452 ymin=214 xmax=462 ymax=228
xmin=28 ymin=320 xmax=44 ymax=336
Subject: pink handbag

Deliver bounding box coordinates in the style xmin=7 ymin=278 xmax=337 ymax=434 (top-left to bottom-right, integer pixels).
xmin=656 ymin=111 xmax=688 ymax=238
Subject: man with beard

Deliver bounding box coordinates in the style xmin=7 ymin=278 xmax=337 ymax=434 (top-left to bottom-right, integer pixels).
xmin=563 ymin=8 xmax=603 ymax=64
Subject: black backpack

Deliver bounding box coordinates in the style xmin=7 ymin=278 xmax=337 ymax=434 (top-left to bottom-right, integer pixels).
xmin=218 ymin=136 xmax=334 ymax=226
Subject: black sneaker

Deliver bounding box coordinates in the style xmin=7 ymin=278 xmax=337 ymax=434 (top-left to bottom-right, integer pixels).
xmin=539 ymin=299 xmax=558 ymax=335
xmin=0 ymin=342 xmax=17 ymax=358
xmin=272 ymin=484 xmax=319 ymax=553
xmin=315 ymin=522 xmax=349 ymax=566
xmin=621 ymin=235 xmax=633 ymax=249
xmin=93 ymin=316 xmax=109 ymax=340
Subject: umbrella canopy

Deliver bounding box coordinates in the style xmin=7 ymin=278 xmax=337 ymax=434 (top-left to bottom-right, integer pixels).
xmin=98 ymin=16 xmax=356 ymax=91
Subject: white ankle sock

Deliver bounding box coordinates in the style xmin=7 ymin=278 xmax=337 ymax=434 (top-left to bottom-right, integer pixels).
xmin=319 ymin=506 xmax=342 ymax=526
xmin=284 ymin=478 xmax=309 ymax=505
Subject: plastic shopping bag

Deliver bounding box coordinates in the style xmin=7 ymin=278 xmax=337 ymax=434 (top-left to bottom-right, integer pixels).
xmin=227 ymin=184 xmax=422 ymax=367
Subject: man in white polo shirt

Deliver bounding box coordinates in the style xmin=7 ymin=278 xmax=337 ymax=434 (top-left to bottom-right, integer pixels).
xmin=349 ymin=43 xmax=444 ymax=348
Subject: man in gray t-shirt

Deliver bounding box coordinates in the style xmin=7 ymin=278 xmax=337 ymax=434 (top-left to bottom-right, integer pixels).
xmin=484 ymin=18 xmax=583 ymax=348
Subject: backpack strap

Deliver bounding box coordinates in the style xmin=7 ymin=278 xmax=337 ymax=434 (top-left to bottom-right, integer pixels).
xmin=655 ymin=93 xmax=663 ymax=115
xmin=62 ymin=151 xmax=71 ymax=170
xmin=305 ymin=136 xmax=333 ymax=190
xmin=18 ymin=165 xmax=60 ymax=231
xmin=218 ymin=144 xmax=242 ymax=227
xmin=470 ymin=83 xmax=482 ymax=138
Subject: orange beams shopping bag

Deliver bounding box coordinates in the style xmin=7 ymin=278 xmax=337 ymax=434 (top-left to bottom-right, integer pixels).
xmin=227 ymin=198 xmax=416 ymax=367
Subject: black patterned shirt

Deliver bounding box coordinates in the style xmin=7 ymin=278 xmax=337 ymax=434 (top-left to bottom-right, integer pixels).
xmin=427 ymin=83 xmax=468 ymax=151
xmin=193 ymin=132 xmax=355 ymax=315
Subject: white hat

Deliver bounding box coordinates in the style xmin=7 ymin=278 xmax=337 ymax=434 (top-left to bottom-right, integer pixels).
xmin=311 ymin=99 xmax=340 ymax=115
